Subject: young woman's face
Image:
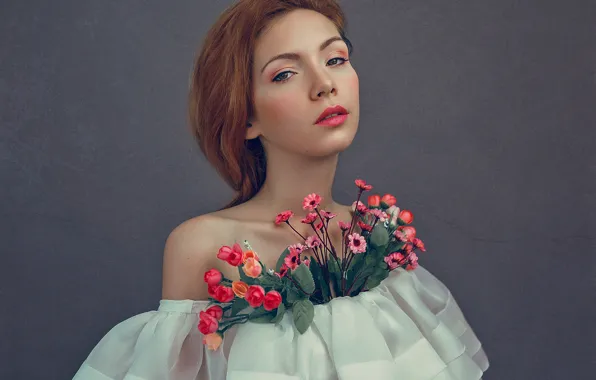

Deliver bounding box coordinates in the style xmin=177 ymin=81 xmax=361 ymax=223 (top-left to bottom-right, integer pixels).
xmin=248 ymin=9 xmax=360 ymax=158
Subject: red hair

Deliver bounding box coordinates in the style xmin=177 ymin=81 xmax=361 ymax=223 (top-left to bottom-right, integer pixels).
xmin=188 ymin=0 xmax=353 ymax=210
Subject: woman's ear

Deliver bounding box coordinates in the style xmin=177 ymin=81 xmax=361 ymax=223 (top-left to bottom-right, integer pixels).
xmin=245 ymin=121 xmax=261 ymax=140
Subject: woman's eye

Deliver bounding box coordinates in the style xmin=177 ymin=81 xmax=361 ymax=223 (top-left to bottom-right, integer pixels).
xmin=272 ymin=57 xmax=349 ymax=83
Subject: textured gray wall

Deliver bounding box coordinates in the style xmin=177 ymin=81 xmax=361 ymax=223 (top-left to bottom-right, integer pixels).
xmin=1 ymin=1 xmax=595 ymax=379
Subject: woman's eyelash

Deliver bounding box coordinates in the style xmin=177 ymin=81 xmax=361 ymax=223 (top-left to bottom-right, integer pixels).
xmin=272 ymin=57 xmax=349 ymax=83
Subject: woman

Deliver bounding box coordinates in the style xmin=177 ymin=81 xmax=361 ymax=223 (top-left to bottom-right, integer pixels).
xmin=73 ymin=1 xmax=489 ymax=379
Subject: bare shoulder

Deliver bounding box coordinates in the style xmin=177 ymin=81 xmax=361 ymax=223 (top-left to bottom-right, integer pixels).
xmin=161 ymin=213 xmax=230 ymax=301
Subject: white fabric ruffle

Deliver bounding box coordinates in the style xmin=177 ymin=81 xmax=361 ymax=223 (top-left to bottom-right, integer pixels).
xmin=73 ymin=265 xmax=489 ymax=379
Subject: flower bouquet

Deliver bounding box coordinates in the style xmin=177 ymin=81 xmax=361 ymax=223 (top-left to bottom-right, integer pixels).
xmin=199 ymin=179 xmax=426 ymax=350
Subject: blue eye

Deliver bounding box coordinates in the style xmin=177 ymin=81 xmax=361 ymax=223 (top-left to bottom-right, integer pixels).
xmin=272 ymin=57 xmax=349 ymax=83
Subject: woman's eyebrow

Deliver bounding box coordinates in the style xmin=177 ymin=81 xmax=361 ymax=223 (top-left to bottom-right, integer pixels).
xmin=260 ymin=36 xmax=343 ymax=74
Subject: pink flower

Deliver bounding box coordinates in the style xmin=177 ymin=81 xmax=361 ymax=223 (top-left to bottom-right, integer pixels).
xmin=242 ymin=257 xmax=262 ymax=278
xmin=203 ymin=269 xmax=222 ymax=286
xmin=305 ymin=235 xmax=321 ymax=249
xmin=303 ymin=257 xmax=311 ymax=267
xmin=338 ymin=221 xmax=351 ymax=231
xmin=315 ymin=221 xmax=323 ymax=230
xmin=347 ymin=233 xmax=367 ymax=254
xmin=351 ymin=200 xmax=368 ymax=214
xmin=399 ymin=210 xmax=414 ymax=224
xmin=288 ymin=243 xmax=306 ymax=253
xmin=278 ymin=263 xmax=289 ymax=278
xmin=384 ymin=252 xmax=406 ymax=270
xmin=399 ymin=226 xmax=417 ymax=242
xmin=355 ymin=179 xmax=373 ymax=191
xmin=394 ymin=229 xmax=408 ymax=242
xmin=205 ymin=305 xmax=223 ymax=321
xmin=320 ymin=210 xmax=337 ymax=219
xmin=245 ymin=285 xmax=265 ymax=308
xmin=301 ymin=212 xmax=318 ymax=224
xmin=302 ymin=193 xmax=322 ymax=211
xmin=203 ymin=332 xmax=223 ymax=351
xmin=275 ymin=210 xmax=294 ymax=225
xmin=217 ymin=243 xmax=244 ymax=266
xmin=263 ymin=290 xmax=282 ymax=311
xmin=198 ymin=311 xmax=218 ymax=335
xmin=369 ymin=208 xmax=389 ymax=222
xmin=284 ymin=249 xmax=301 ymax=270
xmin=406 ymin=252 xmax=419 ymax=271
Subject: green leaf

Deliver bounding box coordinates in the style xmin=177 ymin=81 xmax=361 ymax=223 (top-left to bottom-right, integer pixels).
xmin=327 ymin=257 xmax=341 ymax=274
xmin=230 ymin=298 xmax=249 ymax=317
xmin=275 ymin=247 xmax=291 ymax=272
xmin=271 ymin=303 xmax=286 ymax=325
xmin=286 ymin=286 xmax=304 ymax=303
xmin=250 ymin=312 xmax=275 ymax=323
xmin=248 ymin=305 xmax=274 ymax=323
xmin=309 ymin=259 xmax=330 ymax=302
xmin=292 ymin=263 xmax=315 ymax=294
xmin=292 ymin=299 xmax=314 ymax=334
xmin=370 ymin=224 xmax=389 ymax=248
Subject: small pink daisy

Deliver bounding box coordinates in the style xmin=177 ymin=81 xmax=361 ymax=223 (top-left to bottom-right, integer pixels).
xmin=305 ymin=235 xmax=322 ymax=248
xmin=338 ymin=221 xmax=351 ymax=231
xmin=301 ymin=212 xmax=318 ymax=224
xmin=347 ymin=233 xmax=367 ymax=254
xmin=320 ymin=210 xmax=337 ymax=220
xmin=275 ymin=210 xmax=294 ymax=225
xmin=369 ymin=208 xmax=389 ymax=222
xmin=384 ymin=252 xmax=406 ymax=270
xmin=406 ymin=252 xmax=419 ymax=271
xmin=355 ymin=179 xmax=373 ymax=191
xmin=284 ymin=249 xmax=301 ymax=270
xmin=288 ymin=243 xmax=306 ymax=253
xmin=303 ymin=193 xmax=322 ymax=211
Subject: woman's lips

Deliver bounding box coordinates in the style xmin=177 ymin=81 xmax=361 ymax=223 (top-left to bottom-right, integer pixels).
xmin=315 ymin=113 xmax=348 ymax=127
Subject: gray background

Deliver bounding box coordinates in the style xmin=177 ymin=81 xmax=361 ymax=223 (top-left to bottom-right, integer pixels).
xmin=2 ymin=0 xmax=595 ymax=379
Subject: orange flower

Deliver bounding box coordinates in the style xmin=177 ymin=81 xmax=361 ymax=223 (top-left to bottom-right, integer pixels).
xmin=242 ymin=250 xmax=260 ymax=263
xmin=242 ymin=257 xmax=262 ymax=278
xmin=232 ymin=280 xmax=249 ymax=298
xmin=203 ymin=332 xmax=223 ymax=351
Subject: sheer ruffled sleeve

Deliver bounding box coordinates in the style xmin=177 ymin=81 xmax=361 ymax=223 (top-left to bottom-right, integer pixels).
xmin=73 ymin=299 xmax=232 ymax=380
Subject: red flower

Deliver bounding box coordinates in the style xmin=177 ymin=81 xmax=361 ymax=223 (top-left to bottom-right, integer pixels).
xmin=398 ymin=210 xmax=414 ymax=224
xmin=367 ymin=194 xmax=381 ymax=207
xmin=212 ymin=285 xmax=234 ymax=303
xmin=275 ymin=210 xmax=294 ymax=225
xmin=205 ymin=305 xmax=223 ymax=321
xmin=302 ymin=193 xmax=322 ymax=211
xmin=355 ymin=179 xmax=373 ymax=191
xmin=198 ymin=311 xmax=219 ymax=335
xmin=381 ymin=194 xmax=397 ymax=208
xmin=217 ymin=243 xmax=243 ymax=266
xmin=207 ymin=283 xmax=218 ymax=297
xmin=203 ymin=269 xmax=222 ymax=286
xmin=263 ymin=290 xmax=282 ymax=311
xmin=357 ymin=220 xmax=372 ymax=232
xmin=315 ymin=221 xmax=323 ymax=230
xmin=413 ymin=238 xmax=426 ymax=252
xmin=245 ymin=285 xmax=265 ymax=308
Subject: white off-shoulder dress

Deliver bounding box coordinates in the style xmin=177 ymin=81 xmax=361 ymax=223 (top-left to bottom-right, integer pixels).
xmin=72 ymin=265 xmax=489 ymax=379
